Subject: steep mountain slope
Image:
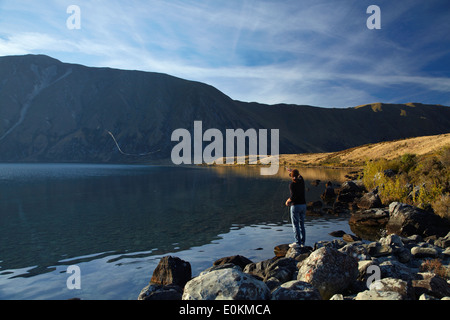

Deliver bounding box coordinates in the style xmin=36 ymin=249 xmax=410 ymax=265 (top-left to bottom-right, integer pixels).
xmin=0 ymin=54 xmax=449 ymax=163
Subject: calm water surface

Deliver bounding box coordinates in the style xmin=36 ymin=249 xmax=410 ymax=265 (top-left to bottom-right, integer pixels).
xmin=0 ymin=163 xmax=353 ymax=300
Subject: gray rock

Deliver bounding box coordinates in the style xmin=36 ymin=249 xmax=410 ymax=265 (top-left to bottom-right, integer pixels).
xmin=412 ymin=272 xmax=450 ymax=299
xmin=355 ymin=290 xmax=403 ymax=300
xmin=182 ymin=268 xmax=271 ymax=300
xmin=213 ymin=255 xmax=253 ymax=270
xmin=369 ymin=277 xmax=414 ymax=300
xmin=357 ymin=260 xmax=379 ymax=283
xmin=243 ymin=258 xmax=275 ymax=279
xmin=349 ymin=208 xmax=389 ymax=228
xmin=200 ymin=263 xmax=241 ymax=276
xmin=339 ymin=241 xmax=370 ymax=261
xmin=264 ymin=267 xmax=292 ymax=284
xmin=263 ymin=257 xmax=297 ymax=283
xmin=138 ymin=283 xmax=183 ymax=300
xmin=297 ymin=246 xmax=358 ymax=300
xmin=379 ymin=234 xmax=404 ymax=248
xmin=379 ymin=234 xmax=411 ymax=263
xmin=285 ymin=246 xmax=313 ymax=261
xmin=357 ymin=191 xmax=382 ymax=210
xmin=271 ymin=280 xmax=322 ymax=300
xmin=395 ymin=247 xmax=412 ymax=263
xmin=313 ymin=239 xmax=346 ymax=251
xmin=367 ymin=241 xmax=393 ymax=257
xmin=411 ymin=246 xmax=438 ymax=259
xmin=379 ymin=260 xmax=417 ymax=281
xmin=387 ymin=202 xmax=450 ymax=238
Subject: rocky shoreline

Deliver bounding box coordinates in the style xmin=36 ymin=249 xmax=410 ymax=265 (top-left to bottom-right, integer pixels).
xmin=138 ymin=179 xmax=450 ymax=300
xmin=138 ymin=204 xmax=450 ymax=300
xmin=138 ymin=230 xmax=450 ymax=300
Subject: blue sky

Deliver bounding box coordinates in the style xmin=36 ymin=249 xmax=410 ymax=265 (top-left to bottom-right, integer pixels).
xmin=0 ymin=0 xmax=449 ymax=108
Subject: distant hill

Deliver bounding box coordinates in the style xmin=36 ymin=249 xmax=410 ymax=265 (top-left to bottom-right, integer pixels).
xmin=279 ymin=133 xmax=450 ymax=167
xmin=0 ymin=54 xmax=449 ymax=163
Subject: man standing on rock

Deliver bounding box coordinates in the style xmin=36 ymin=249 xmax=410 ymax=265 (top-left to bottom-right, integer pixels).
xmin=285 ymin=169 xmax=307 ymax=248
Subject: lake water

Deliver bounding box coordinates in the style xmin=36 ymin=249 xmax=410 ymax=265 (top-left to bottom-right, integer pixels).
xmin=0 ymin=163 xmax=353 ymax=300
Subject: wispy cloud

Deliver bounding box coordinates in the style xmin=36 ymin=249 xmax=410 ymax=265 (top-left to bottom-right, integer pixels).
xmin=0 ymin=0 xmax=449 ymax=108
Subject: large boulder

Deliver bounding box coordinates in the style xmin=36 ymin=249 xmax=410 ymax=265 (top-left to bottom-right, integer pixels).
xmin=182 ymin=267 xmax=271 ymax=300
xmin=297 ymin=246 xmax=358 ymax=300
xmin=386 ymin=202 xmax=450 ymax=238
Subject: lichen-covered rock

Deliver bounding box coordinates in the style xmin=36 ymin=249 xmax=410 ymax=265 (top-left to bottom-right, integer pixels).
xmin=182 ymin=268 xmax=271 ymax=300
xmin=369 ymin=277 xmax=415 ymax=300
xmin=297 ymin=246 xmax=358 ymax=300
xmin=355 ymin=290 xmax=403 ymax=300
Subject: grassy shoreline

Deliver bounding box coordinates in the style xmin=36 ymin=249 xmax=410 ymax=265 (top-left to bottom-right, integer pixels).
xmin=207 ymin=133 xmax=450 ymax=220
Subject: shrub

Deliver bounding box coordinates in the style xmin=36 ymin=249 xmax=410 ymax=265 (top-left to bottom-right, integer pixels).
xmin=362 ymin=159 xmax=410 ymax=205
xmin=361 ymin=147 xmax=449 ymax=217
xmin=420 ymin=259 xmax=450 ymax=279
xmin=399 ymin=153 xmax=417 ymax=173
xmin=439 ymin=145 xmax=450 ymax=168
xmin=432 ymin=193 xmax=450 ymax=220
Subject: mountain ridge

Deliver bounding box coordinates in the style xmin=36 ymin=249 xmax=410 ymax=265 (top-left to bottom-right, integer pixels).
xmin=0 ymin=54 xmax=449 ymax=163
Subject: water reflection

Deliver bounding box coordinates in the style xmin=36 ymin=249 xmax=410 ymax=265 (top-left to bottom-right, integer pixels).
xmin=0 ymin=163 xmax=353 ymax=299
xmin=210 ymin=165 xmax=353 ymax=181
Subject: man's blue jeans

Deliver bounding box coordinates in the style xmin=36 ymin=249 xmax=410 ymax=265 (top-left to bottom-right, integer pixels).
xmin=290 ymin=204 xmax=306 ymax=245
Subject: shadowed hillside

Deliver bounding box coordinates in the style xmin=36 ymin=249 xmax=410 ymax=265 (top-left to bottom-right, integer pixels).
xmin=0 ymin=54 xmax=449 ymax=163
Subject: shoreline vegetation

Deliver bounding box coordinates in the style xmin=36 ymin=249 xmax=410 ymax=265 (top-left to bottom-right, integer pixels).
xmin=208 ymin=133 xmax=450 ymax=220
xmin=136 ymin=133 xmax=450 ymax=301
